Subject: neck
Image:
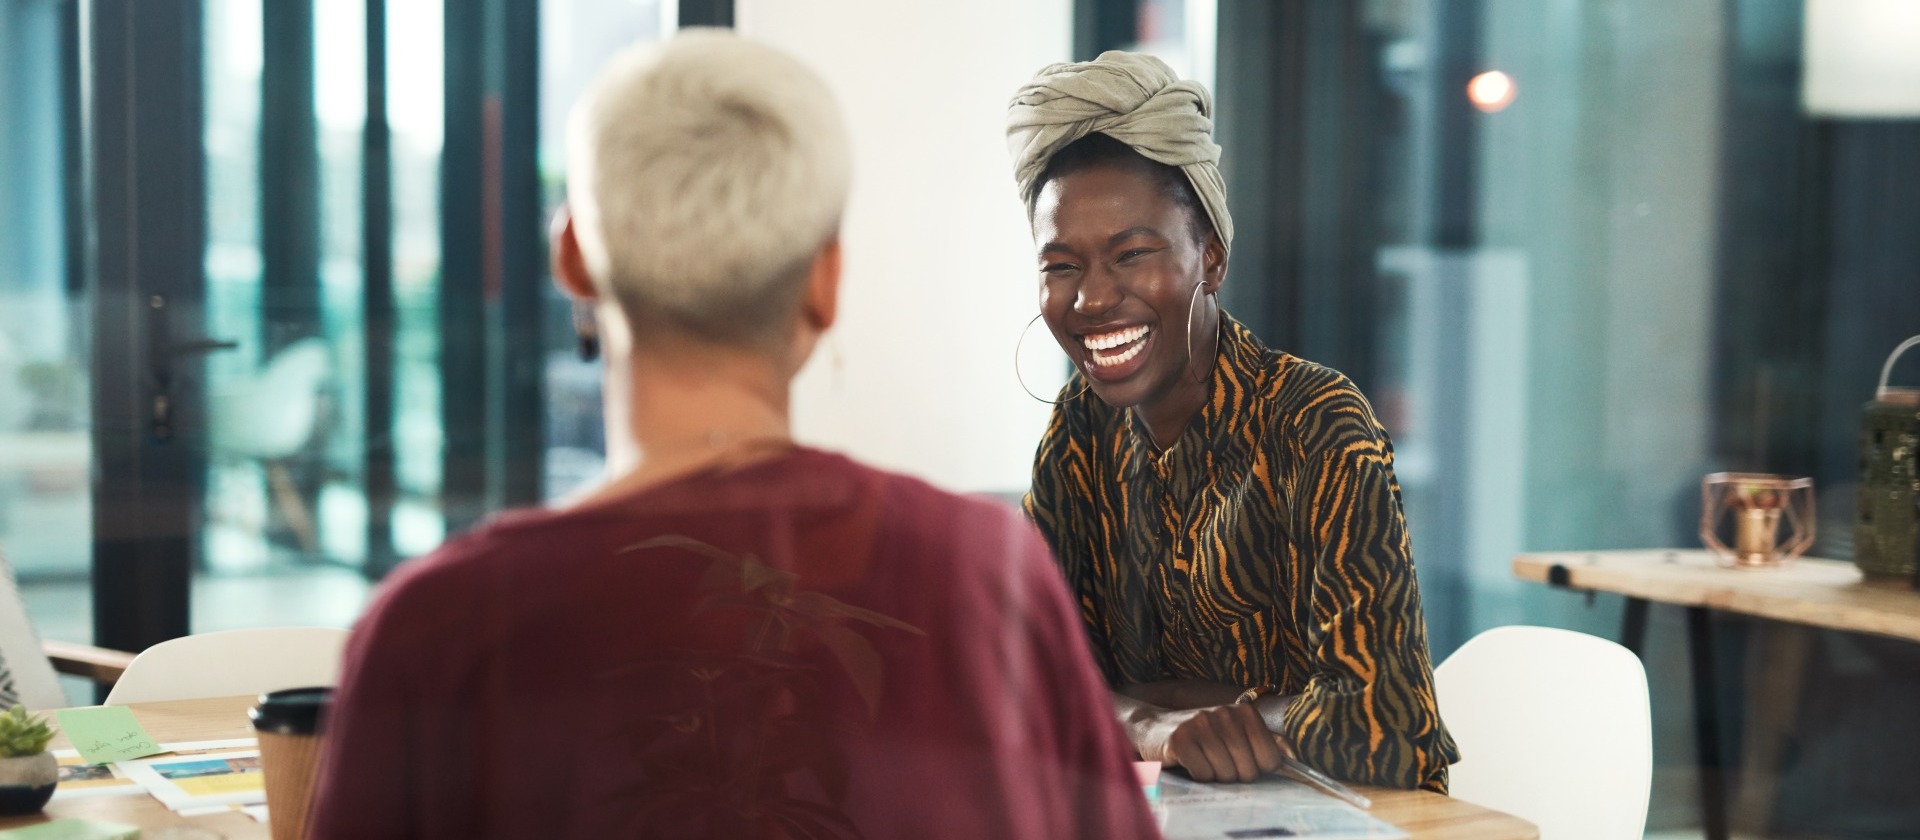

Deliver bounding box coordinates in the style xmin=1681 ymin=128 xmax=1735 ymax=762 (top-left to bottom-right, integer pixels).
xmin=592 ymin=329 xmax=796 ymax=499
xmin=1134 ymin=305 xmax=1221 ymax=450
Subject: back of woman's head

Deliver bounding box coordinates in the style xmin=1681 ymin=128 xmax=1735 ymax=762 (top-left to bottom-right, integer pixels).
xmin=565 ymin=29 xmax=851 ymax=350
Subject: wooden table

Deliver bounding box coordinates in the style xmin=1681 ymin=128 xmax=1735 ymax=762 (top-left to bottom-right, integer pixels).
xmin=18 ymin=695 xmax=268 ymax=839
xmin=1513 ymin=549 xmax=1920 ymax=840
xmin=13 ymin=695 xmax=1535 ymax=839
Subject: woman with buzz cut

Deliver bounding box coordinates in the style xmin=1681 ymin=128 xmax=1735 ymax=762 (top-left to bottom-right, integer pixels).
xmin=309 ymin=30 xmax=1157 ymax=840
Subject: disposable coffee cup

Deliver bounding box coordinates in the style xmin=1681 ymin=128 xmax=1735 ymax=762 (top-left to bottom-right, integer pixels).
xmin=250 ymin=687 xmax=332 ymax=840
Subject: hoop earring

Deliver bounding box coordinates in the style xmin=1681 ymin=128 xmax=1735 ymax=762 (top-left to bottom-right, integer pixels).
xmin=573 ymin=301 xmax=599 ymax=362
xmin=1185 ymin=282 xmax=1213 ymax=384
xmin=1015 ymin=314 xmax=1090 ymax=404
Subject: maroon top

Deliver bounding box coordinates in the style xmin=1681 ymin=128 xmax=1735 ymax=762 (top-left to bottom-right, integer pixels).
xmin=308 ymin=448 xmax=1158 ymax=839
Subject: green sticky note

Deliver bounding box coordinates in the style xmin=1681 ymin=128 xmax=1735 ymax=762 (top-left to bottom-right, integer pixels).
xmin=51 ymin=706 xmax=164 ymax=766
xmin=0 ymin=819 xmax=139 ymax=840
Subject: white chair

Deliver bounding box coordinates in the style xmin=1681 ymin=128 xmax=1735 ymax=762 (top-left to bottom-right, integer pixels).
xmin=104 ymin=627 xmax=349 ymax=706
xmin=207 ymin=338 xmax=333 ymax=553
xmin=1434 ymin=625 xmax=1651 ymax=840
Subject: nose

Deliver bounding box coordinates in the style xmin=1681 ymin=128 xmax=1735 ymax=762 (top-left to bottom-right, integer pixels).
xmin=1073 ymin=265 xmax=1122 ymax=318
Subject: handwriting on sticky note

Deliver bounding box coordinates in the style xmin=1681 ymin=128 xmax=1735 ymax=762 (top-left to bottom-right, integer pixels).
xmin=52 ymin=707 xmax=164 ymax=766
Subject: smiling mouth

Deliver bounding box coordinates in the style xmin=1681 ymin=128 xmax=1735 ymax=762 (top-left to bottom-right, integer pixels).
xmin=1082 ymin=324 xmax=1151 ymax=369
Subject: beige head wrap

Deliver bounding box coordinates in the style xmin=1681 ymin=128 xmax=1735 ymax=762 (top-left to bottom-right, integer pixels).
xmin=1006 ymin=51 xmax=1233 ymax=252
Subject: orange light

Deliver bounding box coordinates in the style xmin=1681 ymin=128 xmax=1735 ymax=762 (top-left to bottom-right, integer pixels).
xmin=1467 ymin=70 xmax=1516 ymax=113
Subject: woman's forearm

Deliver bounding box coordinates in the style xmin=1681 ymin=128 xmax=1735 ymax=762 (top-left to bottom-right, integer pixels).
xmin=1111 ymin=691 xmax=1170 ymax=758
xmin=1113 ymin=681 xmax=1298 ymax=757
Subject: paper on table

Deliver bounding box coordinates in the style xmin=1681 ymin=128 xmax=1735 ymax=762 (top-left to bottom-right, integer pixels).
xmin=1157 ymin=775 xmax=1407 ymax=840
xmin=52 ymin=738 xmax=262 ymax=801
xmin=50 ymin=707 xmax=163 ymax=766
xmin=115 ymin=749 xmax=266 ymax=812
xmin=0 ymin=818 xmax=139 ymax=840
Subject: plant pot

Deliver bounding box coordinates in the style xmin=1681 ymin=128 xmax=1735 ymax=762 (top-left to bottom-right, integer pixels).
xmin=0 ymin=753 xmax=57 ymax=815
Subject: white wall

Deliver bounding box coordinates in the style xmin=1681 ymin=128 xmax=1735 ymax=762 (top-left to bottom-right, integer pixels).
xmin=739 ymin=0 xmax=1073 ymax=494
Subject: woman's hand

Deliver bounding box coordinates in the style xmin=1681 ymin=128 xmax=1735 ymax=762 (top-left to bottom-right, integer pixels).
xmin=1127 ymin=699 xmax=1292 ymax=783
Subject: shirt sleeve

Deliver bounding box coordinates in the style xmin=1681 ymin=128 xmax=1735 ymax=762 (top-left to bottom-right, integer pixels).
xmin=1021 ymin=393 xmax=1115 ymax=679
xmin=306 ymin=579 xmax=421 ymax=840
xmin=307 ymin=547 xmax=486 ymax=839
xmin=1012 ymin=520 xmax=1161 ymax=839
xmin=1278 ymin=382 xmax=1458 ymax=791
xmin=1022 ymin=395 xmax=1081 ymax=568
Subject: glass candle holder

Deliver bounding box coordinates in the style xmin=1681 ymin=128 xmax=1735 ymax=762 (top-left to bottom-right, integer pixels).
xmin=1701 ymin=473 xmax=1816 ymax=568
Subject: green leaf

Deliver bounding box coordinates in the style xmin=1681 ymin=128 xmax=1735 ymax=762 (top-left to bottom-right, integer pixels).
xmin=0 ymin=706 xmax=53 ymax=757
xmin=812 ymin=623 xmax=888 ymax=717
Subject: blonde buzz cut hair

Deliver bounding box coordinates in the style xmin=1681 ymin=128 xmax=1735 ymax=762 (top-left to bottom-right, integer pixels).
xmin=565 ymin=28 xmax=852 ymax=348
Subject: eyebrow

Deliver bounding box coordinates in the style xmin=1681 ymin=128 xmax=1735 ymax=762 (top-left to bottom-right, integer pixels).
xmin=1038 ymin=226 xmax=1168 ymax=260
xmin=1106 ymin=226 xmax=1166 ymax=247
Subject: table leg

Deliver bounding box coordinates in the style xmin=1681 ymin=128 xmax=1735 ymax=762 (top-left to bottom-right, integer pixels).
xmin=1620 ymin=596 xmax=1650 ymax=657
xmin=1687 ymin=606 xmax=1729 ymax=840
xmin=1732 ymin=622 xmax=1810 ymax=835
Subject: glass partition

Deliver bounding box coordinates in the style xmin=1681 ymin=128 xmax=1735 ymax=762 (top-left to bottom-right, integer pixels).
xmin=0 ymin=0 xmax=92 ymax=662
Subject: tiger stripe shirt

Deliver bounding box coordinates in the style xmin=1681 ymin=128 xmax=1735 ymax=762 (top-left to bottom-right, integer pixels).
xmin=1023 ymin=313 xmax=1459 ymax=792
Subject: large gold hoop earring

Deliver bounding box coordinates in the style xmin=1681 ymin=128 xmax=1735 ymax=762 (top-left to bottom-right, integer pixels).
xmin=1015 ymin=314 xmax=1090 ymax=404
xmin=1185 ymin=282 xmax=1214 ymax=384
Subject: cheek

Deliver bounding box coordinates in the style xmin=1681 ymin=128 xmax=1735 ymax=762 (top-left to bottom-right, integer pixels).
xmin=1146 ymin=269 xmax=1198 ymax=316
xmin=1037 ymin=283 xmax=1076 ymax=346
xmin=1038 ymin=281 xmax=1070 ymax=319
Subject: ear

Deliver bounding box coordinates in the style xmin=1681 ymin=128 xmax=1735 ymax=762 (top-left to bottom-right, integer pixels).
xmin=800 ymin=237 xmax=842 ymax=332
xmin=550 ymin=206 xmax=598 ymax=301
xmin=1201 ymin=233 xmax=1228 ymax=294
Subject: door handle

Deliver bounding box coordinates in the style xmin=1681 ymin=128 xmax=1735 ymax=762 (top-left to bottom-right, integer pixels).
xmin=145 ymin=294 xmax=240 ymax=441
xmin=169 ymin=338 xmax=241 ymax=357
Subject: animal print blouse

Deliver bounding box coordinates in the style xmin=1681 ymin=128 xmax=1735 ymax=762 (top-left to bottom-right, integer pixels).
xmin=1023 ymin=314 xmax=1458 ymax=792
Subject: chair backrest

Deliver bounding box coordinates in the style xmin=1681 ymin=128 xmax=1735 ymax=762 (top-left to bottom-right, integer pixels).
xmin=0 ymin=545 xmax=72 ymax=710
xmin=208 ymin=338 xmax=332 ymax=459
xmin=105 ymin=626 xmax=350 ymax=706
xmin=1434 ymin=625 xmax=1651 ymax=840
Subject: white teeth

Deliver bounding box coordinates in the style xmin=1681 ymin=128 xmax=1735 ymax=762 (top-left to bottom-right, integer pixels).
xmin=1081 ymin=324 xmax=1150 ymax=351
xmin=1090 ymin=336 xmax=1148 ymax=368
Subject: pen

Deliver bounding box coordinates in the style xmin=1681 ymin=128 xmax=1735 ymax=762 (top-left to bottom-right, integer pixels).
xmin=1277 ymin=755 xmax=1372 ymax=810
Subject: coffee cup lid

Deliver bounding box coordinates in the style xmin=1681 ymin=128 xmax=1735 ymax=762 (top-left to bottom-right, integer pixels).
xmin=249 ymin=687 xmax=332 ymax=735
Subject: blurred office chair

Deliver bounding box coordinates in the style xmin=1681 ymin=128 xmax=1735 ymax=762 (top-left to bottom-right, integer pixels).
xmin=0 ymin=543 xmax=134 ymax=708
xmin=1435 ymin=625 xmax=1651 ymax=840
xmin=207 ymin=338 xmax=332 ymax=554
xmin=104 ymin=626 xmax=349 ymax=705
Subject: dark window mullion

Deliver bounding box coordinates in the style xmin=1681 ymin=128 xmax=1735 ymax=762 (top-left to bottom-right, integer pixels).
xmin=363 ymin=0 xmax=398 ymax=576
xmin=89 ymin=0 xmax=207 ymax=662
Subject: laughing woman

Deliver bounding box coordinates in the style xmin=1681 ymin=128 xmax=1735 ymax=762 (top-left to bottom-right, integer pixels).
xmin=1009 ymin=53 xmax=1459 ymax=792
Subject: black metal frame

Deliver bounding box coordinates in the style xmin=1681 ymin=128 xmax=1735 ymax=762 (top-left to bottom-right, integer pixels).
xmin=59 ymin=0 xmax=87 ymax=301
xmin=259 ymin=0 xmax=321 ymax=358
xmin=436 ymin=0 xmax=547 ymax=542
xmin=679 ymin=0 xmax=733 ymax=28
xmin=363 ymin=0 xmax=399 ymax=577
xmin=1072 ymin=0 xmax=1138 ymax=60
xmin=498 ymin=0 xmax=546 ymax=511
xmin=86 ymin=0 xmax=209 ymax=657
xmin=438 ymin=0 xmax=491 ymax=537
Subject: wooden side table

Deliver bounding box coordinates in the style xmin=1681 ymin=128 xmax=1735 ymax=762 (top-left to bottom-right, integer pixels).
xmin=1513 ymin=549 xmax=1920 ymax=840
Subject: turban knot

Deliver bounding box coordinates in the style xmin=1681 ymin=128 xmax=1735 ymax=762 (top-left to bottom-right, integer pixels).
xmin=1006 ymin=51 xmax=1233 ymax=251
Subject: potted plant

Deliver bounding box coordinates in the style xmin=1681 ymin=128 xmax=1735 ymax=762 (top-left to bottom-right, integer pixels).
xmin=0 ymin=705 xmax=57 ymax=815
